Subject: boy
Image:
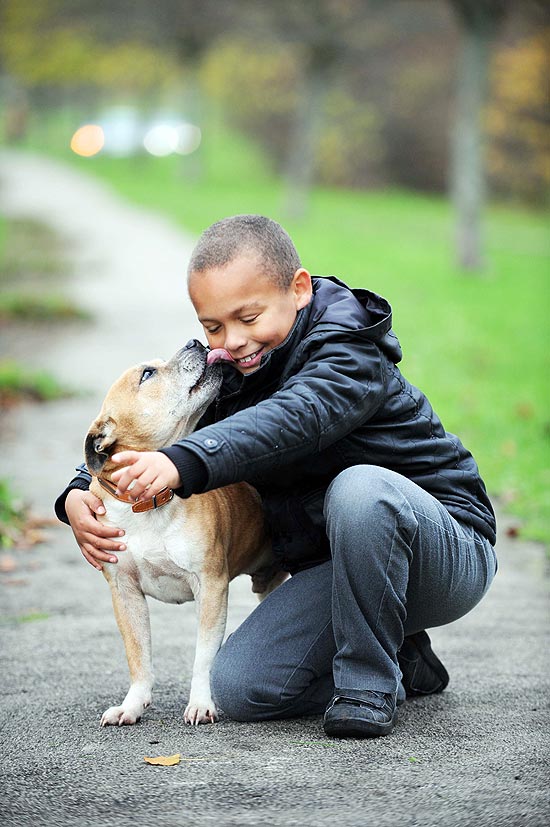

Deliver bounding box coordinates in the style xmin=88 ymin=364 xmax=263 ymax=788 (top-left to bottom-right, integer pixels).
xmin=56 ymin=214 xmax=497 ymax=738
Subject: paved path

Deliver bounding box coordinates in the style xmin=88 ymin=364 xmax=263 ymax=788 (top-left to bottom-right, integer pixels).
xmin=0 ymin=151 xmax=548 ymax=827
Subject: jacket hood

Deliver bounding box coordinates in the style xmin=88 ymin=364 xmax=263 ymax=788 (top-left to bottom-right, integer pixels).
xmin=306 ymin=276 xmax=403 ymax=364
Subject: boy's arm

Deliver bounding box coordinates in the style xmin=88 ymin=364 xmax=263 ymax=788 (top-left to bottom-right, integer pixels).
xmin=54 ymin=463 xmax=92 ymax=524
xmin=160 ymin=335 xmax=385 ymax=495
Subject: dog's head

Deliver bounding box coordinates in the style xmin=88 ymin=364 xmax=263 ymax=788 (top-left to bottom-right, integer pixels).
xmin=84 ymin=341 xmax=221 ymax=476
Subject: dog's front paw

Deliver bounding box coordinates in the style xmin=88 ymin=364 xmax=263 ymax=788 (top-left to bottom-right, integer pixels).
xmin=184 ymin=699 xmax=218 ymax=726
xmin=100 ymin=703 xmax=144 ymax=727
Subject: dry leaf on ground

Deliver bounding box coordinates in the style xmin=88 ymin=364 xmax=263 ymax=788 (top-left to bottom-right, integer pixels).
xmin=0 ymin=555 xmax=17 ymax=573
xmin=143 ymin=753 xmax=181 ymax=766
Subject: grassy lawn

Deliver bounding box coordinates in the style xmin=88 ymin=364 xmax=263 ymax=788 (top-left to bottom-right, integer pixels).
xmin=10 ymin=109 xmax=550 ymax=543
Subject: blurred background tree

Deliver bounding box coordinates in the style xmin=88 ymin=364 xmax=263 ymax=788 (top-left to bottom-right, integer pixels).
xmin=486 ymin=25 xmax=550 ymax=204
xmin=0 ymin=0 xmax=548 ymax=257
xmin=449 ymin=0 xmax=509 ymax=271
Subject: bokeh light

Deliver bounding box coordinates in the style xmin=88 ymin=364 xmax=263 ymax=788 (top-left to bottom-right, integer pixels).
xmin=70 ymin=124 xmax=104 ymax=157
xmin=143 ymin=122 xmax=202 ymax=156
xmin=175 ymin=123 xmax=202 ymax=155
xmin=143 ymin=124 xmax=180 ymax=157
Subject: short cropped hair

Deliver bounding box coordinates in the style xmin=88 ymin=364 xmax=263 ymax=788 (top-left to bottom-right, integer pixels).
xmin=187 ymin=214 xmax=301 ymax=290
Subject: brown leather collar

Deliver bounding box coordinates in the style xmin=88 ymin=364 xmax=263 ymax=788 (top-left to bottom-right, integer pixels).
xmin=98 ymin=477 xmax=174 ymax=513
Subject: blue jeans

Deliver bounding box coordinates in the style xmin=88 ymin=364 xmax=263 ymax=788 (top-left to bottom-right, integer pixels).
xmin=211 ymin=465 xmax=497 ymax=720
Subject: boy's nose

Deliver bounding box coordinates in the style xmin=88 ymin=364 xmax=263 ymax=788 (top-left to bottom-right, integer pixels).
xmin=223 ymin=329 xmax=248 ymax=354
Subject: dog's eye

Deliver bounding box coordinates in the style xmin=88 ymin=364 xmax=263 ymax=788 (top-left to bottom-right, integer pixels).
xmin=140 ymin=367 xmax=156 ymax=384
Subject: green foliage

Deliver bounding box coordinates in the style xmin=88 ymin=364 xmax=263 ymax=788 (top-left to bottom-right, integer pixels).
xmin=486 ymin=27 xmax=550 ymax=205
xmin=0 ymin=215 xmax=88 ymax=320
xmin=0 ymin=0 xmax=180 ymax=94
xmin=0 ymin=479 xmax=24 ymax=549
xmin=200 ymin=36 xmax=385 ymax=188
xmin=0 ymin=360 xmax=70 ymax=404
xmin=0 ymin=292 xmax=90 ymax=321
xmin=0 ymin=217 xmax=68 ymax=279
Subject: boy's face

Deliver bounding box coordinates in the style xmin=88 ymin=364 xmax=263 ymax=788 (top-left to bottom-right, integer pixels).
xmin=188 ymin=254 xmax=312 ymax=374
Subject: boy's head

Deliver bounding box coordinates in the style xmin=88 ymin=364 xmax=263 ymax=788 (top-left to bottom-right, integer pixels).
xmin=188 ymin=215 xmax=312 ymax=374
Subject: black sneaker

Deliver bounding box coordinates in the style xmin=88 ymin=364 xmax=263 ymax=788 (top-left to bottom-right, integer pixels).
xmin=398 ymin=630 xmax=449 ymax=697
xmin=323 ymin=690 xmax=397 ymax=738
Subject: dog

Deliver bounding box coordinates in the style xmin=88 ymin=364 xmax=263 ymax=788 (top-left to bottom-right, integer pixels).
xmin=84 ymin=340 xmax=285 ymax=727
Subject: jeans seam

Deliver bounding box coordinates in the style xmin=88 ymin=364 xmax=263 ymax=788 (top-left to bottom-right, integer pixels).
xmin=278 ymin=618 xmax=333 ymax=705
xmin=410 ymin=509 xmax=477 ymax=543
xmin=372 ymin=497 xmax=416 ymax=637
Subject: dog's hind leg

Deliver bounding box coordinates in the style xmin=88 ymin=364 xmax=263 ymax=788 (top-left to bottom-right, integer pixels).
xmin=100 ymin=582 xmax=154 ymax=727
xmin=184 ymin=575 xmax=229 ymax=726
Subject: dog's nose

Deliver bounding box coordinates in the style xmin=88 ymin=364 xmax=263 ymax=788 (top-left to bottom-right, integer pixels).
xmin=183 ymin=339 xmax=204 ymax=352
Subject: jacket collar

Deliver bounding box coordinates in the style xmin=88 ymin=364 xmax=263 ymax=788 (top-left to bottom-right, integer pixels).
xmin=218 ymin=299 xmax=312 ymax=396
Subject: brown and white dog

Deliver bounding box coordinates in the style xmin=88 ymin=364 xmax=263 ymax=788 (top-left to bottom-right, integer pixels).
xmin=84 ymin=342 xmax=284 ymax=727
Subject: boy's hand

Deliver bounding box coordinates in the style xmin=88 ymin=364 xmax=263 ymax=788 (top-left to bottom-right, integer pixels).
xmin=65 ymin=488 xmax=126 ymax=571
xmin=110 ymin=451 xmax=181 ymax=502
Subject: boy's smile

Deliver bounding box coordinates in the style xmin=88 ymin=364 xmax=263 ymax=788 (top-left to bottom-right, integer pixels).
xmin=188 ymin=255 xmax=312 ymax=374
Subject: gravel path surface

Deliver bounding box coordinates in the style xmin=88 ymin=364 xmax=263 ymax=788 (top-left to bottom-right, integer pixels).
xmin=1 ymin=150 xmax=548 ymax=827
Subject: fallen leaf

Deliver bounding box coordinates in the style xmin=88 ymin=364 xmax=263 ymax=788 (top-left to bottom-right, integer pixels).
xmin=26 ymin=516 xmax=59 ymax=529
xmin=500 ymin=439 xmax=517 ymax=458
xmin=143 ymin=753 xmax=181 ymax=766
xmin=515 ymin=402 xmax=534 ymax=420
xmin=20 ymin=528 xmax=48 ymax=547
xmin=0 ymin=555 xmax=17 ymax=573
xmin=506 ymin=525 xmax=520 ymax=539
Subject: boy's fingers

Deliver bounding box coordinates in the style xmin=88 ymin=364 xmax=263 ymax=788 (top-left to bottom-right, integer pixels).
xmin=82 ymin=542 xmax=120 ymax=566
xmin=93 ymin=521 xmax=125 ymax=539
xmin=110 ymin=466 xmax=135 ymax=487
xmin=111 ymin=451 xmax=139 ymax=465
xmin=83 ymin=529 xmax=126 ymax=549
xmin=81 ymin=546 xmax=106 ymax=570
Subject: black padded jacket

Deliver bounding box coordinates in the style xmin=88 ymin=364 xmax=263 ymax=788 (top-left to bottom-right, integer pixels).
xmin=55 ymin=276 xmax=496 ymax=573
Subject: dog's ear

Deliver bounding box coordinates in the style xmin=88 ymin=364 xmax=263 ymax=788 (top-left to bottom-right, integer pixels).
xmin=84 ymin=418 xmax=117 ymax=475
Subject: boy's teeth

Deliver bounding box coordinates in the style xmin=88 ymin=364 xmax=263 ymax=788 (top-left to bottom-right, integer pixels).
xmin=238 ymin=351 xmax=259 ymax=364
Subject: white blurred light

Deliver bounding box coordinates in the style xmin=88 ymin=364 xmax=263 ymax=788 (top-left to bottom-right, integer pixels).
xmin=175 ymin=124 xmax=202 ymax=155
xmin=100 ymin=107 xmax=143 ymax=157
xmin=143 ymin=124 xmax=180 ymax=157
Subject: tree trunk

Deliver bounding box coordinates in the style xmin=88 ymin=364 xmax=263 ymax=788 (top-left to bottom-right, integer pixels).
xmin=450 ymin=1 xmax=507 ymax=272
xmin=282 ymin=57 xmax=329 ymax=221
xmin=451 ymin=17 xmax=492 ymax=270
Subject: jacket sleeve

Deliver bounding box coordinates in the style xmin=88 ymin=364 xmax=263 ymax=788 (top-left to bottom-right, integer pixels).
xmin=162 ymin=334 xmax=386 ymax=492
xmin=54 ymin=463 xmax=92 ymax=524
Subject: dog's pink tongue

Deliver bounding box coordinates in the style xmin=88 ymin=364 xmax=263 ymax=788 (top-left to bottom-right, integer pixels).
xmin=207 ymin=348 xmax=235 ymax=366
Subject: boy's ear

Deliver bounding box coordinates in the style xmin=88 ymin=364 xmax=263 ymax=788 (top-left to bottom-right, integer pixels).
xmin=292 ymin=268 xmax=313 ymax=310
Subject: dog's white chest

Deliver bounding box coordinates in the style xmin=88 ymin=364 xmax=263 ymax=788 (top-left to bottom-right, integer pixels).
xmin=103 ymin=501 xmax=205 ymax=604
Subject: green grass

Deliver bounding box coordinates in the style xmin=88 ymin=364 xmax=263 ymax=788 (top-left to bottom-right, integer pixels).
xmin=0 ymin=359 xmax=71 ymax=405
xmin=11 ymin=107 xmax=550 ymax=543
xmin=0 ymin=291 xmax=90 ymax=322
xmin=0 ymin=215 xmax=87 ymax=321
xmin=0 ymin=217 xmax=69 ymax=279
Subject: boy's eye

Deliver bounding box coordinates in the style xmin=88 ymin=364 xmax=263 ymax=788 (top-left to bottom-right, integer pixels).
xmin=205 ymin=325 xmax=221 ymax=335
xmin=241 ymin=315 xmax=259 ymax=324
xmin=140 ymin=367 xmax=156 ymax=384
